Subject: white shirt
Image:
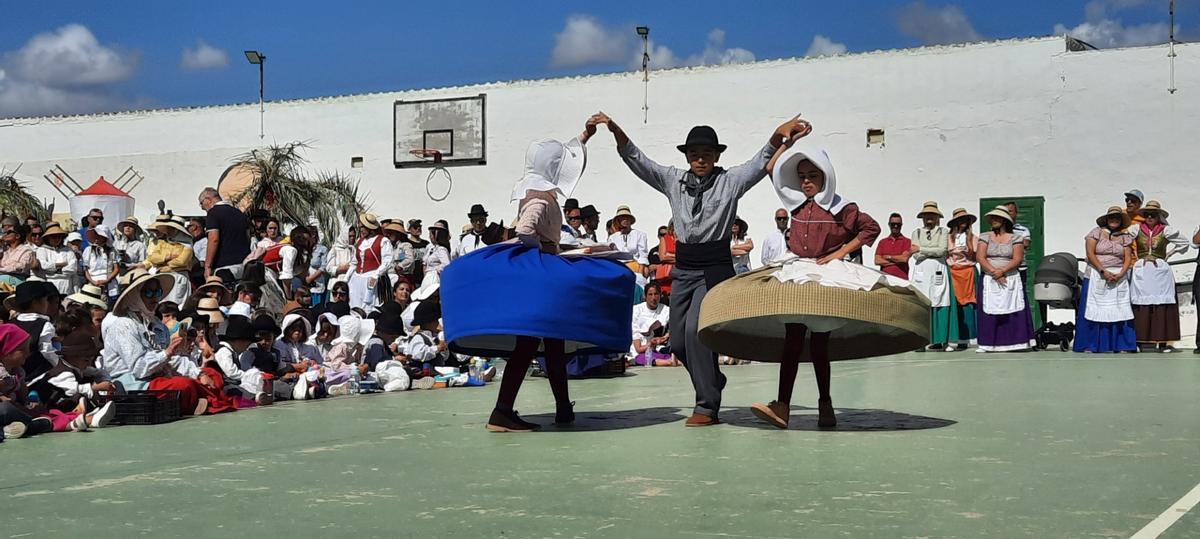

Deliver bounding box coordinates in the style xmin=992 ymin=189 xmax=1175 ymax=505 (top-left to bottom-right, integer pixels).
xmin=35 ymin=244 xmax=78 ymax=286
xmin=325 ymin=242 xmax=355 ymax=284
xmin=352 ymin=235 xmax=395 ymax=280
xmin=560 ymin=225 xmax=582 ymax=248
xmin=423 ymin=245 xmax=451 ymax=283
xmin=761 ymin=229 xmax=786 ymax=266
xmin=228 ymin=301 xmax=252 ymax=318
xmin=279 ymin=244 xmax=306 ymax=281
xmin=455 ymin=231 xmax=487 ymax=259
xmin=630 ymin=302 xmax=670 ymax=355
xmin=608 ymin=229 xmax=650 ymax=265
xmin=213 ymin=343 xmax=249 ymax=382
xmin=401 ymin=330 xmax=438 ymax=363
xmin=114 ymin=237 xmax=147 ymax=267
xmin=81 ymin=246 xmax=118 ymax=295
xmin=731 ymin=235 xmax=754 ymax=268
xmin=192 ymin=237 xmax=208 ymax=267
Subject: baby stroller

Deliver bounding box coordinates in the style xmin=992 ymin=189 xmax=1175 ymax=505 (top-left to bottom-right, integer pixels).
xmin=1032 ymin=252 xmax=1082 ymax=351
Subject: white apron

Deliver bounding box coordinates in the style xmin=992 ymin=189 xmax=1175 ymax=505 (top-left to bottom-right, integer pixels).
xmin=1084 ymin=266 xmax=1134 ymax=322
xmin=981 ymin=270 xmax=1024 ymax=315
xmin=1129 ymin=259 xmax=1176 ymax=305
xmin=911 ymin=256 xmax=952 ymax=308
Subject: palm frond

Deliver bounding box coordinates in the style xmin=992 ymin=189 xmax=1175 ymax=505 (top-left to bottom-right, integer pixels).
xmin=0 ymin=174 xmax=49 ymax=222
xmin=227 ymin=141 xmax=368 ymax=242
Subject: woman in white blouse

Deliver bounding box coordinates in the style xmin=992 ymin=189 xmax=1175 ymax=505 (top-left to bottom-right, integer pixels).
xmin=422 ymin=222 xmax=452 ymax=287
xmin=35 ymin=223 xmax=79 ymax=295
xmin=730 ymin=217 xmax=754 ymax=274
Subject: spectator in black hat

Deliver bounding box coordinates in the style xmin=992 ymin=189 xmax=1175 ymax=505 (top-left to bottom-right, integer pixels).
xmin=6 ymin=281 xmax=60 ymax=383
xmin=407 ymin=219 xmax=428 ymax=284
xmin=456 ymin=205 xmax=491 ymax=259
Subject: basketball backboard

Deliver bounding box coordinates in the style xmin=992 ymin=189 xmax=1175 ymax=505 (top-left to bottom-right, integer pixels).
xmin=393 ymin=94 xmax=486 ymax=168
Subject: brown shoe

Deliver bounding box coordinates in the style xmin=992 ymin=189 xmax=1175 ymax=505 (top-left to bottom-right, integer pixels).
xmin=750 ymin=401 xmax=790 ymax=429
xmin=486 ymin=409 xmax=540 ymax=433
xmin=685 ymin=413 xmax=719 ymax=427
xmin=817 ymin=398 xmax=836 ymax=428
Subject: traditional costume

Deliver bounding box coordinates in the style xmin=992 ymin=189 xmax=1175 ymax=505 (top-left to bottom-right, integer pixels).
xmin=946 ymin=208 xmax=979 ymax=347
xmin=348 ymin=214 xmax=393 ymax=313
xmin=1073 ymin=207 xmax=1137 ymax=353
xmin=34 ymin=223 xmax=78 ymax=295
xmin=975 ymin=207 xmax=1036 ymax=352
xmin=145 ymin=215 xmax=194 ymax=305
xmin=910 ymin=202 xmax=956 ymax=350
xmin=697 ymin=145 xmax=928 ymax=428
xmin=1127 ymin=200 xmax=1189 ymax=349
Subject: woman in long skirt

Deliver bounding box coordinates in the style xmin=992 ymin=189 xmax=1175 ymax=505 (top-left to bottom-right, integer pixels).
xmin=1073 ymin=206 xmax=1137 ymax=353
xmin=946 ymin=208 xmax=978 ymax=348
xmin=1127 ymin=200 xmax=1189 ymax=352
xmin=975 ymin=207 xmax=1035 ymax=352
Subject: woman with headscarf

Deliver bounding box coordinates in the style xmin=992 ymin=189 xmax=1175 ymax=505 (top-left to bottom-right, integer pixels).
xmin=34 ymin=223 xmax=78 ymax=295
xmin=1073 ymin=206 xmax=1137 ymax=353
xmin=143 ymin=214 xmax=194 ymax=305
xmin=81 ymin=224 xmax=120 ymax=305
xmin=1127 ymin=200 xmax=1189 ymax=352
xmin=696 ymin=125 xmax=929 ymax=429
xmin=97 ymin=269 xmax=215 ymax=415
xmin=441 ymin=126 xmax=634 ymax=432
xmin=910 ymin=201 xmax=957 ymax=351
xmin=347 ymin=214 xmax=393 ymax=314
xmin=975 ymin=206 xmax=1036 ymax=352
xmin=946 ymin=208 xmax=979 ymax=349
xmin=274 ymin=225 xmax=314 ymax=301
xmin=324 ymin=226 xmax=357 ymax=299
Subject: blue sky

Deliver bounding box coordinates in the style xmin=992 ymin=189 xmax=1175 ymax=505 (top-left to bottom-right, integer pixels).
xmin=0 ymin=0 xmax=1191 ymax=117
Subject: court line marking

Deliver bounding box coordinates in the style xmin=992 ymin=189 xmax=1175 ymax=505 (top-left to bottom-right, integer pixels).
xmin=1130 ymin=481 xmax=1200 ymax=539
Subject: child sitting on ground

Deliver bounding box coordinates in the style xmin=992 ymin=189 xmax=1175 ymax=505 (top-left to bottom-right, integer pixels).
xmin=381 ymin=301 xmax=443 ymax=391
xmin=0 ymin=324 xmax=114 ymax=440
xmin=40 ymin=307 xmax=116 ymax=415
xmin=324 ymin=315 xmax=371 ymax=395
xmin=209 ymin=315 xmax=272 ymax=405
xmin=272 ymin=313 xmax=323 ymax=400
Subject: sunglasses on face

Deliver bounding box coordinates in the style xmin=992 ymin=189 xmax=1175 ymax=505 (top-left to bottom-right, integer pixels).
xmin=889 ymin=223 xmax=903 ymax=228
xmin=567 ymin=216 xmax=582 ymax=221
xmin=142 ymin=287 xmax=164 ymax=299
xmin=470 ymin=218 xmax=486 ymax=224
xmin=89 ymin=215 xmax=103 ymax=222
xmin=775 ymin=216 xmax=789 ymax=221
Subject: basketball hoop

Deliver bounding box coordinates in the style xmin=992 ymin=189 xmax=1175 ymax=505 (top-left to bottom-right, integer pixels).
xmin=410 ymin=149 xmax=452 ymax=201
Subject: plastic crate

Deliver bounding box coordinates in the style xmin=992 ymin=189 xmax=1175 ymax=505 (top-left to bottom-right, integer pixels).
xmin=112 ymin=390 xmax=182 ymax=425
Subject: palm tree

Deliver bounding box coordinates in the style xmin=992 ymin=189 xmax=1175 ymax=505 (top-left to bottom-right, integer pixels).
xmin=225 ymin=141 xmax=367 ymax=241
xmin=0 ymin=170 xmax=49 ymax=223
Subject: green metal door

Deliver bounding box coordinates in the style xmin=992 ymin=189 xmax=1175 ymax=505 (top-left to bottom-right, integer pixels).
xmin=979 ymin=197 xmax=1045 ymax=329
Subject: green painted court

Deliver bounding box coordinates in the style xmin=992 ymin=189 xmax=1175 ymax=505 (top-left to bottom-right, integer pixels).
xmin=3 ymin=352 xmax=1198 ymax=538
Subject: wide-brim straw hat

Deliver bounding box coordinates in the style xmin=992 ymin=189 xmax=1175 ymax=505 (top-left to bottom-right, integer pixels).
xmin=195 ymin=276 xmax=232 ymax=304
xmin=382 ymin=221 xmax=406 ymax=234
xmin=196 ymin=297 xmax=226 ymax=324
xmin=117 ymin=216 xmax=144 ymax=234
xmin=697 ymin=267 xmax=930 ymax=362
xmin=66 ymin=284 xmax=108 ymax=310
xmin=427 ymin=221 xmax=449 ymax=232
xmin=983 ymin=206 xmax=1014 ymax=225
xmin=917 ymin=201 xmax=943 ymax=219
xmin=113 ymin=269 xmax=176 ymax=315
xmin=152 ymin=214 xmax=190 ymax=240
xmin=614 ymin=205 xmax=637 ymax=225
xmin=1096 ymin=206 xmax=1131 ymax=228
xmin=947 ymin=208 xmax=977 ymax=228
xmin=41 ymin=223 xmax=68 ymax=239
xmin=1141 ymin=200 xmax=1169 ymax=219
xmin=358 ymin=213 xmax=381 ymax=230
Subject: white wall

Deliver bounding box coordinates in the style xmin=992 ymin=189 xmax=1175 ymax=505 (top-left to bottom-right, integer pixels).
xmin=2 ymin=37 xmax=1198 ymax=266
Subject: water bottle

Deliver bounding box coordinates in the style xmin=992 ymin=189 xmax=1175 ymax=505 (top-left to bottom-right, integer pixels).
xmin=468 ymin=360 xmax=480 ymax=382
xmin=27 ymin=390 xmax=40 ymax=406
xmin=349 ymin=367 xmax=361 ymax=395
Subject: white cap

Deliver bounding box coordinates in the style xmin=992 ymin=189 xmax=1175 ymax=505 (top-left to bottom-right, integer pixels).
xmin=66 ymin=231 xmax=83 ymax=243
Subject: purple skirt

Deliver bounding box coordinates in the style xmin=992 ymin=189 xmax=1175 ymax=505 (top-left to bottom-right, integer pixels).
xmin=977 ymin=299 xmax=1035 ymax=352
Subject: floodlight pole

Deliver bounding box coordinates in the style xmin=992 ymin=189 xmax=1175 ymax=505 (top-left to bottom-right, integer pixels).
xmin=637 ymin=26 xmax=650 ymax=124
xmin=245 ymin=50 xmax=266 ymax=139
xmin=1168 ymin=0 xmax=1177 ymax=94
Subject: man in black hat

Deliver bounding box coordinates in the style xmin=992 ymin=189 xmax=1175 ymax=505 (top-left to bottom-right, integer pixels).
xmin=579 ymin=205 xmax=601 ymax=244
xmin=587 ymin=112 xmax=805 ymax=426
xmin=560 ymin=200 xmax=584 ymax=250
xmin=456 ymin=204 xmax=490 ymax=260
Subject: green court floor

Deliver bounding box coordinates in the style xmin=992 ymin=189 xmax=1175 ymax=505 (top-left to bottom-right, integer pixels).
xmin=2 ymin=352 xmax=1198 ymax=538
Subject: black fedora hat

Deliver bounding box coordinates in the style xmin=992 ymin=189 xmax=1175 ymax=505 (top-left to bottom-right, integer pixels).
xmin=375 ymin=301 xmax=407 ymax=335
xmin=221 ymin=315 xmax=256 ymax=341
xmin=467 ymin=204 xmax=489 ymax=218
xmin=580 ymin=204 xmax=600 ymax=219
xmin=7 ymin=281 xmax=51 ymax=311
xmin=676 ymin=125 xmax=727 ymax=153
xmin=411 ymin=300 xmax=442 ymax=327
xmin=564 ymin=198 xmax=580 ymax=211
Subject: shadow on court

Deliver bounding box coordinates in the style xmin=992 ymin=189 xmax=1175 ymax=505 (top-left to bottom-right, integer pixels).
xmin=722 ymin=406 xmax=957 ymax=431
xmin=522 ymin=406 xmax=686 ymax=431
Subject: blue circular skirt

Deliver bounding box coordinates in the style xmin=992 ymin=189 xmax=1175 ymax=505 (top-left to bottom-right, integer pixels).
xmin=442 ymin=242 xmax=635 ymax=357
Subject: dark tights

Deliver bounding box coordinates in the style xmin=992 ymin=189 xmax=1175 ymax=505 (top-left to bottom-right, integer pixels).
xmin=494 ymin=336 xmax=569 ymax=412
xmin=777 ymin=323 xmax=831 ymax=404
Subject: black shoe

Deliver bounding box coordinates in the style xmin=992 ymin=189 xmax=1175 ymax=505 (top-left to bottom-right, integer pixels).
xmin=486 ymin=409 xmax=540 ymax=433
xmin=555 ymin=401 xmax=576 ymax=426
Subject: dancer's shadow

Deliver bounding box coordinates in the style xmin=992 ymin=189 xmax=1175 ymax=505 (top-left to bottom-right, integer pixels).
xmin=722 ymin=406 xmax=956 ymax=432
xmin=522 ymin=407 xmax=686 ymax=432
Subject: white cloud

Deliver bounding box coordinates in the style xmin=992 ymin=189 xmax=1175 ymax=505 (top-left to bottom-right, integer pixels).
xmin=181 ymin=39 xmax=229 ymax=70
xmin=897 ymin=2 xmax=984 ymax=45
xmin=805 ymin=35 xmax=847 ymax=57
xmin=683 ymin=29 xmax=756 ymax=66
xmin=1054 ymin=0 xmax=1170 ymax=48
xmin=0 ymin=24 xmax=138 ymax=118
xmin=551 ymin=15 xmax=630 ymax=68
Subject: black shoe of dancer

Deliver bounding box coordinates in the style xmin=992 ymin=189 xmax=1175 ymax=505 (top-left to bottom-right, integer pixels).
xmin=817 ymin=397 xmax=837 ymax=428
xmin=555 ymin=401 xmax=576 ymax=426
xmin=486 ymin=408 xmax=540 ymax=433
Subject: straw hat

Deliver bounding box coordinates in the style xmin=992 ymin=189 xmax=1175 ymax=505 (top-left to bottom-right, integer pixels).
xmin=41 ymin=222 xmax=67 ymax=239
xmin=947 ymin=208 xmax=977 ymax=229
xmin=112 ymin=268 xmax=176 ymax=315
xmin=983 ymin=205 xmax=1014 ymax=225
xmin=151 ymin=214 xmax=189 ymax=238
xmin=1095 ymin=206 xmax=1131 ymax=228
xmin=916 ymin=201 xmax=943 ymax=219
xmin=614 ymin=205 xmax=637 ymax=225
xmin=195 ymin=276 xmax=232 ymax=304
xmin=358 ymin=213 xmax=381 ymax=230
xmin=382 ymin=221 xmax=407 ymax=235
xmin=117 ymin=216 xmax=144 ymax=234
xmin=66 ymin=284 xmax=108 ymax=310
xmin=196 ymin=297 xmax=226 ymax=324
xmin=428 ymin=221 xmax=448 ymax=232
xmin=1141 ymin=200 xmax=1169 ymax=219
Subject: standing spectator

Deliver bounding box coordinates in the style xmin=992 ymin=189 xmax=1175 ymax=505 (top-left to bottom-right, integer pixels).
xmin=946 ymin=208 xmax=979 ymax=347
xmin=187 ymin=217 xmax=207 ymax=286
xmin=249 ymin=210 xmax=271 ymax=242
xmin=654 ymin=221 xmax=676 ymax=298
xmin=423 ymin=222 xmax=452 ymax=287
xmin=560 ymin=200 xmax=583 ymax=249
xmin=455 ymin=205 xmax=489 ymax=259
xmin=276 ymin=225 xmax=315 ymax=302
xmin=648 ymin=225 xmax=667 ymax=272
xmin=976 ymin=207 xmax=1034 ymax=352
xmin=198 ymin=187 xmax=251 ymax=281
xmin=874 ymin=213 xmax=912 ymax=279
xmin=307 ymin=227 xmax=329 ymax=307
xmin=1074 ymin=206 xmax=1136 ymax=353
xmin=609 ymin=205 xmax=650 ymax=298
xmin=79 ymin=208 xmax=104 ymax=251
xmin=382 ymin=221 xmax=415 ymax=287
xmin=730 ymin=217 xmax=754 ymax=274
xmin=259 ymin=218 xmax=283 ymax=251
xmin=1124 ymin=189 xmax=1145 ymax=229
xmin=910 ymin=202 xmax=955 ymax=350
xmin=348 ymin=213 xmax=392 ymax=313
xmin=1127 ymin=200 xmax=1189 ymax=352
xmin=0 ymin=225 xmax=37 ymax=287
xmin=325 ymin=226 xmax=357 ymax=291
xmin=35 ymin=223 xmax=78 ymax=295
xmin=1192 ymin=225 xmax=1200 ymax=354
xmin=113 ymin=216 xmax=147 ymax=273
xmin=579 ymin=205 xmax=601 ymax=244
xmin=82 ymin=225 xmax=120 ymax=305
xmin=143 ymin=216 xmax=194 ymax=306
xmin=761 ymin=208 xmax=789 ymax=266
